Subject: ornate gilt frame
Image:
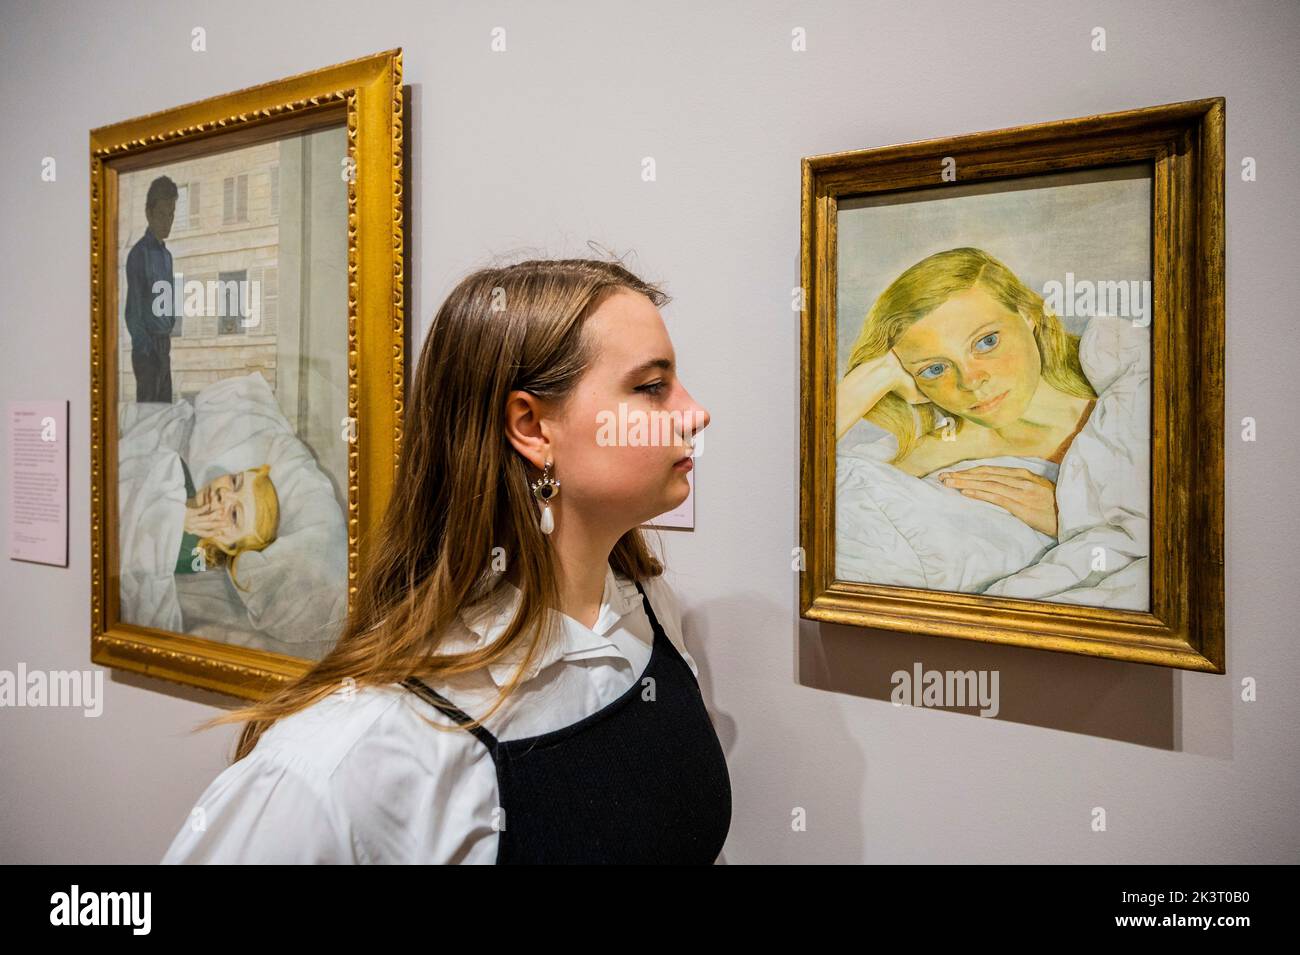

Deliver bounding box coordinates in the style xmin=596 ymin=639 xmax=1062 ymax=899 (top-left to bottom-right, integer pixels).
xmin=89 ymin=50 xmax=406 ymax=699
xmin=800 ymin=98 xmax=1225 ymax=672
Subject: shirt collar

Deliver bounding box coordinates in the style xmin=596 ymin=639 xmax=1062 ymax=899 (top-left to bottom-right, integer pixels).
xmin=453 ymin=565 xmax=643 ymax=688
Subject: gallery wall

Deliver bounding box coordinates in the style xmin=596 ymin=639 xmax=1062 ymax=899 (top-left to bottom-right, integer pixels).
xmin=2 ymin=0 xmax=1297 ymax=862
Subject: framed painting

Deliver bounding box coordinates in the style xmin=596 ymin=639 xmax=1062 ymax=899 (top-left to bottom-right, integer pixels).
xmin=799 ymin=98 xmax=1225 ymax=671
xmin=90 ymin=50 xmax=406 ymax=699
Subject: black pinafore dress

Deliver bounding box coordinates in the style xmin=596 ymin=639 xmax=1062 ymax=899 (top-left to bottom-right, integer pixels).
xmin=401 ymin=580 xmax=732 ymax=864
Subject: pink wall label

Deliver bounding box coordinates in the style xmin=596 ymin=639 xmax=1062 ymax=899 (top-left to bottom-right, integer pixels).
xmin=8 ymin=400 xmax=69 ymax=567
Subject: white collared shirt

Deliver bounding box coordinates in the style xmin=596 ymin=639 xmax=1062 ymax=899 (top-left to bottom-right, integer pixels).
xmin=160 ymin=567 xmax=700 ymax=864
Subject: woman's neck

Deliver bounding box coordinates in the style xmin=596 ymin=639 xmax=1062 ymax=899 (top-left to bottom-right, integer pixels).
xmin=504 ymin=515 xmax=619 ymax=632
xmin=984 ymin=379 xmax=1093 ymax=450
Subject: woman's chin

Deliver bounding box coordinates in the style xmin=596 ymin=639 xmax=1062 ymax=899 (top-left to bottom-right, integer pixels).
xmin=670 ymin=473 xmax=692 ymax=502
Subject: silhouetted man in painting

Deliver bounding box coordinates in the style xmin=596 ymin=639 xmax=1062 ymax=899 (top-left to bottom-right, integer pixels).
xmin=124 ymin=175 xmax=179 ymax=402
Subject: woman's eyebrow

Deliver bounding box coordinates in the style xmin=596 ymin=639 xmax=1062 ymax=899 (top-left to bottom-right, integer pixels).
xmin=904 ymin=322 xmax=1001 ymax=369
xmin=903 ymin=351 xmax=944 ymax=369
xmin=622 ymin=357 xmax=674 ymax=384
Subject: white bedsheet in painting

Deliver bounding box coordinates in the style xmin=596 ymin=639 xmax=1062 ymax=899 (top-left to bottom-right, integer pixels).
xmin=117 ymin=400 xmax=195 ymax=634
xmin=117 ymin=373 xmax=348 ymax=657
xmin=835 ymin=313 xmax=1150 ymax=611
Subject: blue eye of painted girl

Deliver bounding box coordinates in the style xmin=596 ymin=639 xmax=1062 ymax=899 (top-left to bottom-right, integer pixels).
xmin=917 ymin=363 xmax=946 ymax=381
xmin=974 ymin=331 xmax=999 ymax=352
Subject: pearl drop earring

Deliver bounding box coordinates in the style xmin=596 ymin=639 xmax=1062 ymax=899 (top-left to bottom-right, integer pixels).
xmin=530 ymin=457 xmax=560 ymax=534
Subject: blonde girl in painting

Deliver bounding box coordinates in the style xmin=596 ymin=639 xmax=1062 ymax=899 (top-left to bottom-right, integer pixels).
xmin=161 ymin=257 xmax=728 ymax=864
xmin=836 ymin=246 xmax=1099 ymax=538
xmin=179 ymin=463 xmax=280 ymax=588
xmin=834 ymin=245 xmax=1150 ymax=608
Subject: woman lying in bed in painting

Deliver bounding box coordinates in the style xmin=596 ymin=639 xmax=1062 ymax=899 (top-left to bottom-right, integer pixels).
xmin=118 ymin=410 xmax=281 ymax=633
xmin=178 ymin=460 xmax=280 ymax=586
xmin=834 ymin=246 xmax=1150 ymax=610
xmin=119 ymin=372 xmax=347 ymax=654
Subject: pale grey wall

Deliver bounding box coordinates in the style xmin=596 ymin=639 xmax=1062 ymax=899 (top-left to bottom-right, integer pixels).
xmin=2 ymin=0 xmax=1297 ymax=863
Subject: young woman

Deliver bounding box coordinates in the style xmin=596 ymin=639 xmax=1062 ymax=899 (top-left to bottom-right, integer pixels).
xmin=837 ymin=247 xmax=1099 ymax=537
xmin=161 ymin=257 xmax=729 ymax=864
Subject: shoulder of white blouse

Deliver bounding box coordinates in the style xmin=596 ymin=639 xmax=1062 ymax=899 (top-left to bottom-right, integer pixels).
xmin=637 ymin=572 xmax=700 ymax=679
xmin=279 ymin=682 xmax=492 ymax=791
xmin=163 ymin=685 xmax=478 ymax=864
xmin=255 ymin=683 xmax=409 ymax=770
xmin=161 ymin=739 xmax=364 ymax=863
xmin=321 ymin=684 xmax=501 ymax=864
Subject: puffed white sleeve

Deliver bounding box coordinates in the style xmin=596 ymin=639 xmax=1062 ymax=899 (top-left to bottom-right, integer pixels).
xmin=160 ymin=746 xmax=363 ymax=864
xmin=645 ymin=575 xmax=700 ymax=679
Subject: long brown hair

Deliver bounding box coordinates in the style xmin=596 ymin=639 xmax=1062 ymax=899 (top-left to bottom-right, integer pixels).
xmin=197 ymin=257 xmax=672 ymax=761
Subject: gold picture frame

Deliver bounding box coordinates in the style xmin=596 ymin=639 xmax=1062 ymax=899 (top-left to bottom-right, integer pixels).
xmin=799 ymin=98 xmax=1224 ymax=672
xmin=90 ymin=50 xmax=406 ymax=699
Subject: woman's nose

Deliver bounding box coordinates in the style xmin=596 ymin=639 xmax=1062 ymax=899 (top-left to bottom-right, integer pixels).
xmin=683 ymin=392 xmax=709 ymax=437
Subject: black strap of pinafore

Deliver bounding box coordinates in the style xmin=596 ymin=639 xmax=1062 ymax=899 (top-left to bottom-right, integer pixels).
xmin=401 ymin=675 xmax=499 ymax=752
xmin=630 ymin=578 xmax=664 ymax=640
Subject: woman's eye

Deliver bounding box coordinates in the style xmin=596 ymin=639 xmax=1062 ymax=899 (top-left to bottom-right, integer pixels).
xmin=974 ymin=332 xmax=999 ymax=352
xmin=918 ymin=363 xmax=946 ymax=380
xmin=636 ymin=380 xmax=668 ymax=397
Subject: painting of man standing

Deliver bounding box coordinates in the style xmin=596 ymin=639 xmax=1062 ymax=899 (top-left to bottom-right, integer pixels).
xmin=124 ymin=175 xmax=178 ymax=402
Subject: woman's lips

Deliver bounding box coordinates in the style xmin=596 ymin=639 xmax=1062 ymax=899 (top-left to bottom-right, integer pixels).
xmin=673 ymin=455 xmax=694 ymax=472
xmin=969 ymin=390 xmax=1008 ymax=413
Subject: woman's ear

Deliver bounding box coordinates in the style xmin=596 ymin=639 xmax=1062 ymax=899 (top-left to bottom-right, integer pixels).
xmin=504 ymin=388 xmax=551 ymax=470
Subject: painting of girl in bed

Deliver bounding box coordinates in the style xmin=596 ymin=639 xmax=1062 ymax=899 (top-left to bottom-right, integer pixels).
xmin=178 ymin=462 xmax=279 ymax=582
xmin=113 ymin=126 xmax=352 ymax=660
xmin=117 ymin=374 xmax=350 ymax=660
xmin=835 ymin=245 xmax=1150 ymax=612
